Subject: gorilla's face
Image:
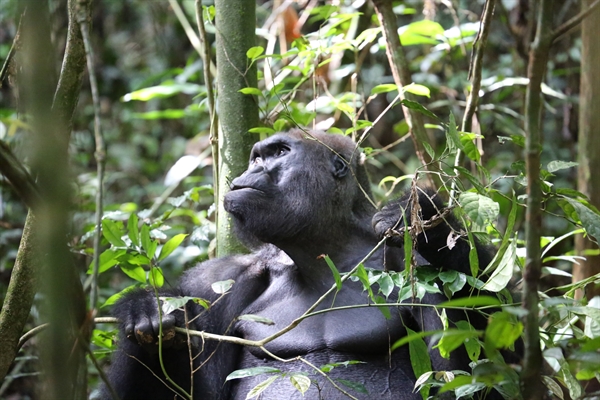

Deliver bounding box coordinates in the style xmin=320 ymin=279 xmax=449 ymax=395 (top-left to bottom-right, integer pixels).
xmin=223 ymin=132 xmax=350 ymax=245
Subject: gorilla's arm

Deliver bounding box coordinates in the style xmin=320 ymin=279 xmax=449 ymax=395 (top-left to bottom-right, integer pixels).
xmin=103 ymin=252 xmax=269 ymax=400
xmin=373 ymin=188 xmax=492 ymax=274
xmin=373 ymin=188 xmax=493 ymax=377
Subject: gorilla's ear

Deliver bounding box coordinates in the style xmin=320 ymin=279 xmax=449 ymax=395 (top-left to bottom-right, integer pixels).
xmin=332 ymin=155 xmax=349 ymax=178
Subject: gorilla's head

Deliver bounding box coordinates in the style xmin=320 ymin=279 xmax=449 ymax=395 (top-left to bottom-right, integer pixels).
xmin=223 ymin=129 xmax=375 ymax=247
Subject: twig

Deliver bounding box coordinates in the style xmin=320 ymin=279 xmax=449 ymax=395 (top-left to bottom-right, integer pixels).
xmin=449 ymin=0 xmax=496 ymax=207
xmin=194 ymin=0 xmax=219 ymax=228
xmin=85 ymin=345 xmax=120 ymax=400
xmin=0 ymin=141 xmax=42 ymax=208
xmin=0 ymin=9 xmax=24 ymax=88
xmin=77 ymin=0 xmax=105 ymax=313
xmin=550 ymin=0 xmax=600 ymax=43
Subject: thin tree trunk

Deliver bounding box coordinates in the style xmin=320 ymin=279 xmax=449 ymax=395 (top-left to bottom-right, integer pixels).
xmin=0 ymin=0 xmax=90 ymax=396
xmin=521 ymin=1 xmax=553 ymax=399
xmin=371 ymin=0 xmax=436 ymax=187
xmin=574 ymin=0 xmax=600 ymax=300
xmin=214 ymin=0 xmax=259 ymax=256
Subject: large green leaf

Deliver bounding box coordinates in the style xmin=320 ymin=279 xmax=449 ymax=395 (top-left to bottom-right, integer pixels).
xmin=102 ymin=219 xmax=126 ymax=247
xmin=407 ymin=327 xmax=432 ymax=399
xmin=459 ymin=192 xmax=499 ymax=226
xmin=483 ymin=239 xmax=516 ymax=292
xmin=226 ymin=367 xmax=280 ymax=381
xmin=122 ymin=83 xmax=203 ymax=102
xmin=561 ymin=198 xmax=600 ymax=244
xmin=158 ymin=233 xmax=188 ymax=261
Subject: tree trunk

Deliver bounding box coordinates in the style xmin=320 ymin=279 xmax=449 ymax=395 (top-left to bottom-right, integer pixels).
xmin=1 ymin=0 xmax=90 ymax=396
xmin=214 ymin=0 xmax=259 ymax=257
xmin=574 ymin=0 xmax=600 ymax=300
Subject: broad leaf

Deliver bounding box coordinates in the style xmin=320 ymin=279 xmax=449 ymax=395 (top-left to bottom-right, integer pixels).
xmin=102 ymin=219 xmax=126 ymax=247
xmin=158 ymin=233 xmax=188 ymax=261
xmin=459 ymin=192 xmax=499 ymax=226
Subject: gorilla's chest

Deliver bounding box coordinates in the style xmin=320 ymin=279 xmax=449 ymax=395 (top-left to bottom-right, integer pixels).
xmin=234 ymin=272 xmax=409 ymax=358
xmin=230 ymin=346 xmax=420 ymax=400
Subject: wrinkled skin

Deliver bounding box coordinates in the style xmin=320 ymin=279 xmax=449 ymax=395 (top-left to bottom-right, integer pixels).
xmin=102 ymin=129 xmax=505 ymax=400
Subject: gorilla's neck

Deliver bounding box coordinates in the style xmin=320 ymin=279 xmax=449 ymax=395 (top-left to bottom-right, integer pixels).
xmin=273 ymin=215 xmax=383 ymax=289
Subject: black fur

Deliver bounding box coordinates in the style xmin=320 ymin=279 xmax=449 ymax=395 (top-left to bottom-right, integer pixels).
xmin=101 ymin=129 xmax=509 ymax=400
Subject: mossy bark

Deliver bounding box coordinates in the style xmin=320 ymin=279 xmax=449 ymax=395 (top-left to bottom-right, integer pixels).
xmin=214 ymin=0 xmax=259 ymax=257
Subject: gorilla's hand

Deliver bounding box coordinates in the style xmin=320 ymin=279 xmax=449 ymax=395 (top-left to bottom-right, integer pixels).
xmin=113 ymin=289 xmax=184 ymax=354
xmin=372 ymin=188 xmax=446 ymax=248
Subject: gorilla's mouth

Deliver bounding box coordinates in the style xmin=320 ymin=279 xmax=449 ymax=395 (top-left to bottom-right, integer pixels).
xmin=229 ymin=185 xmax=265 ymax=194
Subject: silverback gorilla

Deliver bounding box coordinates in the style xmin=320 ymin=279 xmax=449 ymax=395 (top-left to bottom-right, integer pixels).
xmin=102 ymin=129 xmax=502 ymax=400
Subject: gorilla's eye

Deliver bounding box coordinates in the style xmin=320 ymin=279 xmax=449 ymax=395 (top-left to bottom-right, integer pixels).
xmin=274 ymin=145 xmax=289 ymax=157
xmin=273 ymin=143 xmax=290 ymax=157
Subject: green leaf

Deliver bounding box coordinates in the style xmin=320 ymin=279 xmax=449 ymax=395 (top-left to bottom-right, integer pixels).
xmin=456 ymin=321 xmax=481 ymax=362
xmin=336 ymin=379 xmax=368 ymax=394
xmin=102 ymin=219 xmax=126 ymax=247
xmin=400 ymin=99 xmax=439 ymax=120
xmin=158 ymin=233 xmax=188 ymax=261
xmin=399 ymin=20 xmax=444 ymax=46
xmin=353 ymin=263 xmax=374 ymax=300
xmin=320 ymin=255 xmax=342 ymax=291
xmin=122 ymin=83 xmax=204 ymax=102
xmin=370 ymin=84 xmax=398 ymax=95
xmin=246 ymin=375 xmax=279 ymax=399
xmin=378 ymin=273 xmax=394 ymax=298
xmin=161 ymin=296 xmax=210 ymax=314
xmin=483 ymin=239 xmax=516 ymax=292
xmin=438 ymin=295 xmax=501 ymax=308
xmin=459 ymin=192 xmax=499 ymax=226
xmin=248 ymin=127 xmax=275 ymax=135
xmin=226 ymin=367 xmax=280 ymax=381
xmin=127 ymin=213 xmax=140 ymax=247
xmin=435 ymin=329 xmax=480 ymax=359
xmin=148 ymin=266 xmax=164 ymax=288
xmin=485 ymin=311 xmax=523 ymax=350
xmin=212 ymin=279 xmax=235 ymax=294
xmin=561 ymin=198 xmax=600 ymax=244
xmin=406 ymin=327 xmax=432 ymax=399
xmin=392 ymin=329 xmax=443 ymax=351
xmin=403 ymin=83 xmax=430 ymax=98
xmin=237 ymin=314 xmax=275 ymax=325
xmin=459 ymin=132 xmax=481 ymax=162
xmin=120 ymin=264 xmax=147 ymax=283
xmin=100 ymin=284 xmax=138 ymax=308
xmin=547 ymin=160 xmax=578 ymax=173
xmin=289 ymin=374 xmax=311 ymax=394
xmin=273 ymin=119 xmax=287 ymax=132
xmin=131 ymin=109 xmax=187 ymax=120
xmin=246 ymin=46 xmax=265 ymax=60
xmin=141 ymin=224 xmax=157 ymax=259
xmin=375 ymin=295 xmax=391 ymax=319
xmin=319 ymin=360 xmax=364 ymax=373
xmin=445 ymin=273 xmax=467 ymax=296
xmin=88 ymin=248 xmax=126 ymax=274
xmin=542 ymin=376 xmax=564 ymax=400
xmin=239 ymin=87 xmax=263 ymax=96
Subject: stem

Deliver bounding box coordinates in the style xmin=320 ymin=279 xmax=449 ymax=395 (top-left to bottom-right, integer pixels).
xmin=78 ymin=3 xmax=105 ymax=313
xmin=521 ymin=1 xmax=553 ymax=398
xmin=194 ymin=0 xmax=220 ymax=233
xmin=449 ymin=0 xmax=496 ymax=206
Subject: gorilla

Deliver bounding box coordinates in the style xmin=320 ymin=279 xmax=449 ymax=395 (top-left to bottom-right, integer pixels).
xmin=101 ymin=129 xmax=503 ymax=400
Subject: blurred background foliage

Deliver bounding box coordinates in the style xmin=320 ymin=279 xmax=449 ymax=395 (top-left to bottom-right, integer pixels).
xmin=0 ymin=0 xmax=593 ymax=398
